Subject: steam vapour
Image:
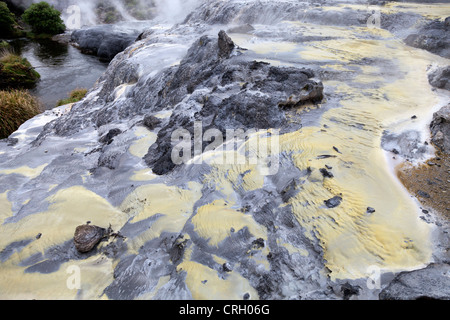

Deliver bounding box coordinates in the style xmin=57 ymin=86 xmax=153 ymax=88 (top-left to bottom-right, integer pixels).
xmin=8 ymin=0 xmax=201 ymax=27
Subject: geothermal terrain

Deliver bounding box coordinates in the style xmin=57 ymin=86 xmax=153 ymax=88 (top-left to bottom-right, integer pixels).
xmin=0 ymin=0 xmax=449 ymax=300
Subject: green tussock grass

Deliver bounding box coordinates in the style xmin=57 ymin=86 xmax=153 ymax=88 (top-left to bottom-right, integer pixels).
xmin=56 ymin=88 xmax=88 ymax=107
xmin=0 ymin=89 xmax=41 ymax=139
xmin=0 ymin=48 xmax=40 ymax=89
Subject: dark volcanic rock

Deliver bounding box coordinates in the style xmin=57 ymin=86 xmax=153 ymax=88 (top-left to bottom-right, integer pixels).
xmin=428 ymin=66 xmax=450 ymax=91
xmin=324 ymin=196 xmax=342 ymax=208
xmin=430 ymin=104 xmax=450 ymax=153
xmin=144 ymin=31 xmax=324 ymax=175
xmin=74 ymin=224 xmax=106 ymax=253
xmin=341 ymin=282 xmax=361 ymax=300
xmin=143 ymin=116 xmax=162 ymax=131
xmin=366 ymin=207 xmax=376 ymax=214
xmin=99 ymin=128 xmax=122 ymax=145
xmin=71 ymin=25 xmax=142 ymax=61
xmin=379 ymin=263 xmax=450 ymax=300
xmin=319 ymin=168 xmax=334 ymax=178
xmin=404 ymin=18 xmax=450 ymax=59
xmin=218 ymin=30 xmax=235 ymax=59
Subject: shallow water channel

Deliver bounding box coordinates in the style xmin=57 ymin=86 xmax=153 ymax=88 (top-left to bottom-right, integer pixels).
xmin=8 ymin=37 xmax=108 ymax=109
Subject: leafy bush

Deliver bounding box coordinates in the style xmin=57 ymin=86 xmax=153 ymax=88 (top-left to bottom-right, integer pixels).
xmin=56 ymin=88 xmax=87 ymax=106
xmin=0 ymin=89 xmax=41 ymax=139
xmin=0 ymin=2 xmax=17 ymax=37
xmin=0 ymin=49 xmax=41 ymax=89
xmin=22 ymin=2 xmax=65 ymax=36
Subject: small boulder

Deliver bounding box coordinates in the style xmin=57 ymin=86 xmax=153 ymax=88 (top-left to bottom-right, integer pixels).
xmin=430 ymin=104 xmax=450 ymax=153
xmin=324 ymin=196 xmax=342 ymax=208
xmin=74 ymin=224 xmax=106 ymax=253
xmin=218 ymin=30 xmax=235 ymax=59
xmin=428 ymin=66 xmax=450 ymax=91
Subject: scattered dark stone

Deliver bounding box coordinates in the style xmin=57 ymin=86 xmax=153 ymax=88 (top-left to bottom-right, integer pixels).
xmin=74 ymin=224 xmax=106 ymax=253
xmin=417 ymin=190 xmax=431 ymax=199
xmin=230 ymin=227 xmax=235 ymax=233
xmin=366 ymin=207 xmax=376 ymax=214
xmin=333 ymin=146 xmax=342 ymax=154
xmin=411 ymin=115 xmax=417 ymax=119
xmin=325 ymin=165 xmax=333 ymax=170
xmin=36 ymin=233 xmax=42 ymax=240
xmin=223 ymin=262 xmax=233 ymax=272
xmin=243 ymin=292 xmax=250 ymax=300
xmin=341 ymin=282 xmax=360 ymax=300
xmin=392 ymin=148 xmax=400 ymax=155
xmin=99 ymin=128 xmax=122 ymax=145
xmin=317 ymin=155 xmax=337 ymax=159
xmin=324 ymin=196 xmax=342 ymax=208
xmin=170 ymin=236 xmax=189 ymax=264
xmin=251 ymin=238 xmax=265 ymax=250
xmin=143 ymin=115 xmax=162 ymax=131
xmin=319 ymin=168 xmax=334 ymax=178
xmin=422 ymin=209 xmax=429 ymax=214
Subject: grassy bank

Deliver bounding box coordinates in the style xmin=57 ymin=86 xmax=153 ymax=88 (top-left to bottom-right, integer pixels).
xmin=0 ymin=89 xmax=41 ymax=139
xmin=56 ymin=88 xmax=88 ymax=106
xmin=0 ymin=49 xmax=40 ymax=89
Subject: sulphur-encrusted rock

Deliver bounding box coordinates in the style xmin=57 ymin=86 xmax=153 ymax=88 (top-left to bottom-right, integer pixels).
xmin=430 ymin=104 xmax=450 ymax=154
xmin=74 ymin=224 xmax=106 ymax=253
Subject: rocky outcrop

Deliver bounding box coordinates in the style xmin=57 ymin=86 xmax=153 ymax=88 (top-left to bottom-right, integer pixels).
xmin=70 ymin=23 xmax=147 ymax=61
xmin=144 ymin=31 xmax=324 ymax=175
xmin=380 ymin=263 xmax=450 ymax=300
xmin=404 ymin=17 xmax=450 ymax=59
xmin=428 ymin=65 xmax=450 ymax=91
xmin=430 ymin=104 xmax=450 ymax=154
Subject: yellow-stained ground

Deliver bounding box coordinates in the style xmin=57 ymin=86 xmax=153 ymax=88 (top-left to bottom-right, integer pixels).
xmin=0 ymin=3 xmax=449 ymax=299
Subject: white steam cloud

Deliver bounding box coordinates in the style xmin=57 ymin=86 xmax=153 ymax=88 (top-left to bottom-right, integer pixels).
xmin=8 ymin=0 xmax=201 ymax=27
xmin=153 ymin=0 xmax=201 ymax=23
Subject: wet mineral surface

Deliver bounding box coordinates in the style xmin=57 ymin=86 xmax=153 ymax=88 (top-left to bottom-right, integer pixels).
xmin=0 ymin=0 xmax=449 ymax=300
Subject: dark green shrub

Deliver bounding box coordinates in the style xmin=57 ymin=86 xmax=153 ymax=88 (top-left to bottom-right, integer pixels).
xmin=0 ymin=2 xmax=16 ymax=37
xmin=22 ymin=2 xmax=65 ymax=36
